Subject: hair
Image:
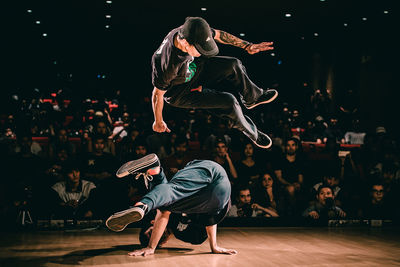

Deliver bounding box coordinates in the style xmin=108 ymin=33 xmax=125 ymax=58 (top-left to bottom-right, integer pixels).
xmin=63 ymin=159 xmax=80 ymax=175
xmin=133 ymin=137 xmax=148 ymax=149
xmin=174 ymin=135 xmax=188 ymax=147
xmin=236 ymin=184 xmax=251 ymax=197
xmin=260 ymin=171 xmax=277 ymax=185
xmin=316 ymin=183 xmax=333 ymax=196
xmin=240 ymin=141 xmax=255 ymax=159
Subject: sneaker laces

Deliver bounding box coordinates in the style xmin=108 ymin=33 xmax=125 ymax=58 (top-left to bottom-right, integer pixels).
xmin=135 ymin=172 xmax=153 ymax=189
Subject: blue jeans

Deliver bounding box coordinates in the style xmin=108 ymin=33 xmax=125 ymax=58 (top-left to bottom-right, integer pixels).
xmin=141 ymin=160 xmax=231 ymax=215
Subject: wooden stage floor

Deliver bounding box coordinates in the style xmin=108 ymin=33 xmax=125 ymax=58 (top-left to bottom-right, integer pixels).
xmin=1 ymin=227 xmax=399 ymax=267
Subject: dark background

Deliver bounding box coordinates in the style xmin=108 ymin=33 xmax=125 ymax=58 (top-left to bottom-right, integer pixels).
xmin=2 ymin=0 xmax=397 ymax=134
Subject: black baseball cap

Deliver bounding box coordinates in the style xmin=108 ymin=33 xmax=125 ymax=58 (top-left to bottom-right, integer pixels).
xmin=180 ymin=17 xmax=219 ymax=57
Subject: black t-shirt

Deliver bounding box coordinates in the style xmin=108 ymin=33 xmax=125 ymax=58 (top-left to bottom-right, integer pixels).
xmin=151 ymin=27 xmax=216 ymax=94
xmin=274 ymin=156 xmax=304 ymax=184
xmin=81 ymin=152 xmax=117 ymax=176
xmin=152 ymin=27 xmax=194 ymax=91
xmin=168 ymin=213 xmax=208 ymax=245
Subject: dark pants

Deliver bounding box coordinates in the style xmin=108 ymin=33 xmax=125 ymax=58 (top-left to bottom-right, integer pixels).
xmin=164 ymin=56 xmax=264 ymax=141
xmin=141 ymin=160 xmax=231 ymax=216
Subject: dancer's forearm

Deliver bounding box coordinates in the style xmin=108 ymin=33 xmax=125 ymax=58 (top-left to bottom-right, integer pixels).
xmin=148 ymin=210 xmax=171 ymax=249
xmin=152 ymin=87 xmax=165 ymax=123
xmin=214 ymin=29 xmax=251 ymax=49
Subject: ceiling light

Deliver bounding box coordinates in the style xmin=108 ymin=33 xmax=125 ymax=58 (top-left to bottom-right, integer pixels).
xmin=362 ymin=17 xmax=367 ymax=21
xmin=314 ymin=32 xmax=319 ymax=36
xmin=42 ymin=33 xmax=47 ymax=37
xmin=384 ymin=10 xmax=389 ymax=14
xmin=344 ymin=23 xmax=348 ymax=27
xmin=106 ymin=15 xmax=111 ymax=18
xmin=201 ymin=8 xmax=207 ymax=11
xmin=106 ymin=0 xmax=112 ymax=3
xmin=271 ymin=53 xmax=275 ymax=56
xmin=36 ymin=21 xmax=40 ymax=24
xmin=27 ymin=9 xmax=32 ymax=13
xmin=285 ymin=13 xmax=292 ymax=18
xmin=105 ymin=25 xmax=110 ymax=28
xmin=239 ymin=33 xmax=245 ymax=37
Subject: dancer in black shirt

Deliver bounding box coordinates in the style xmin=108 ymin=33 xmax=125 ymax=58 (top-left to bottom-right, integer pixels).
xmin=151 ymin=17 xmax=278 ymax=149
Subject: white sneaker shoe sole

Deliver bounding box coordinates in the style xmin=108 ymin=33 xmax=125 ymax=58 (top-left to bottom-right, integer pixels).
xmin=116 ymin=153 xmax=159 ymax=178
xmin=105 ymin=206 xmax=145 ymax=232
xmin=245 ymin=90 xmax=278 ymax=110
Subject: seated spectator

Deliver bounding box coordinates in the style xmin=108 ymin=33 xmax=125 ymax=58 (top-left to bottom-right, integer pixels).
xmin=303 ymin=184 xmax=346 ymax=223
xmin=358 ymin=182 xmax=391 ymax=219
xmin=274 ymin=137 xmax=305 ymax=214
xmin=202 ymin=121 xmax=232 ymax=151
xmin=212 ymin=138 xmax=238 ymax=183
xmin=81 ymin=135 xmax=118 ymax=186
xmin=44 ymin=147 xmax=70 ymax=185
xmin=344 ymin=119 xmax=366 ymax=145
xmin=308 ymin=116 xmax=327 ymax=143
xmin=133 ymin=137 xmax=149 ymax=159
xmin=290 ymin=108 xmax=305 ymax=129
xmin=50 ymin=163 xmax=96 ymax=219
xmin=323 ymin=115 xmax=345 ymax=144
xmin=227 ymin=186 xmax=257 ymax=217
xmin=302 ymin=120 xmax=316 ymax=142
xmin=312 ymin=171 xmax=342 ymax=207
xmin=12 ymin=133 xmax=43 ymax=157
xmin=252 ymin=172 xmax=282 ymax=217
xmin=162 ymin=136 xmax=193 ymax=179
xmin=49 ymin=128 xmax=76 ymax=159
xmin=236 ymin=141 xmax=262 ymax=186
xmin=228 ymin=185 xmax=275 ymax=217
xmin=87 ymin=121 xmax=116 ymax=156
xmin=110 ymin=112 xmax=131 ymax=141
xmin=117 ymin=127 xmax=141 ymax=161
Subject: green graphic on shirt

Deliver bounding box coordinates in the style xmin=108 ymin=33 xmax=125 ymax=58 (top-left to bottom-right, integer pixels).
xmin=185 ymin=62 xmax=197 ymax=82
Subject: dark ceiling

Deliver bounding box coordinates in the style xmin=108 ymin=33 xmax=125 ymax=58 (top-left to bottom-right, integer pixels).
xmin=3 ymin=0 xmax=396 ymax=99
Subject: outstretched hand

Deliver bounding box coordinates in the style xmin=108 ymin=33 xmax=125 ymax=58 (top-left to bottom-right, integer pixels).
xmin=246 ymin=42 xmax=274 ymax=54
xmin=128 ymin=247 xmax=155 ymax=257
xmin=211 ymin=246 xmax=237 ymax=255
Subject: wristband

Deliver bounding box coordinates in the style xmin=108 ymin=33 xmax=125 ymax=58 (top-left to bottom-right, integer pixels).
xmin=243 ymin=43 xmax=253 ymax=50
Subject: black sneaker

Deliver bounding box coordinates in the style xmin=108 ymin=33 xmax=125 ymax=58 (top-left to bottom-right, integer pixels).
xmin=105 ymin=204 xmax=148 ymax=232
xmin=252 ymin=130 xmax=272 ymax=149
xmin=244 ymin=89 xmax=278 ymax=109
xmin=116 ymin=153 xmax=160 ymax=178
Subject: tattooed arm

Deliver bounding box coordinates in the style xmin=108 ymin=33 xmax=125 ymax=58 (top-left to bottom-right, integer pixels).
xmin=214 ymin=29 xmax=274 ymax=55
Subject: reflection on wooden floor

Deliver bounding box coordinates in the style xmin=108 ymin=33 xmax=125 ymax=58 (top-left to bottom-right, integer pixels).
xmin=1 ymin=227 xmax=400 ymax=267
